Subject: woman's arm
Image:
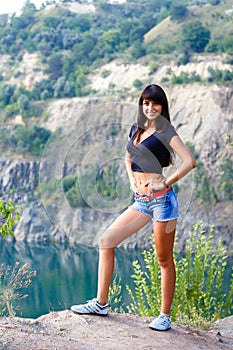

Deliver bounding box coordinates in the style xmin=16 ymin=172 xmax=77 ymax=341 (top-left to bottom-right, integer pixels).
xmin=164 ymin=135 xmax=197 ymax=187
xmin=125 ymin=151 xmax=138 ymax=192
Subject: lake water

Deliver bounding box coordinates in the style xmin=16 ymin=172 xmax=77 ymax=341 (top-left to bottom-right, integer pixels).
xmin=0 ymin=240 xmax=232 ymax=319
xmin=0 ymin=240 xmax=146 ymax=318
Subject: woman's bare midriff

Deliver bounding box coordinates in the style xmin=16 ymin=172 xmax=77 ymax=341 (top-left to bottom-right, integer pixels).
xmin=132 ymin=172 xmax=166 ymax=194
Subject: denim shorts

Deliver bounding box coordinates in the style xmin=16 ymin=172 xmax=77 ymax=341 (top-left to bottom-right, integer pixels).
xmin=129 ymin=188 xmax=179 ymax=222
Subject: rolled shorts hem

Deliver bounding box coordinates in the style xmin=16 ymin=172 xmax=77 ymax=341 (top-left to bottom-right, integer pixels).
xmin=155 ymin=216 xmax=179 ymax=223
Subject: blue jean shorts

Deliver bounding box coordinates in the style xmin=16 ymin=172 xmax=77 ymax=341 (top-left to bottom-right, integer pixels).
xmin=129 ymin=188 xmax=179 ymax=222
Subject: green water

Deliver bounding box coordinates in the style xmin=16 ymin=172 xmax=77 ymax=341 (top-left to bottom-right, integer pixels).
xmin=0 ymin=240 xmax=145 ymax=318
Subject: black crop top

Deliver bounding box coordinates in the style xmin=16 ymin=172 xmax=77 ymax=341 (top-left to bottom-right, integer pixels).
xmin=126 ymin=123 xmax=178 ymax=174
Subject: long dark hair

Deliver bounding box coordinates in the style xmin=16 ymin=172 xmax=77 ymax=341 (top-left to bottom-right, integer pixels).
xmin=133 ymin=84 xmax=174 ymax=164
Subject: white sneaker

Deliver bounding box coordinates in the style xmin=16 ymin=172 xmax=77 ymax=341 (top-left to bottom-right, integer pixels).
xmin=71 ymin=298 xmax=109 ymax=316
xmin=149 ymin=313 xmax=171 ymax=331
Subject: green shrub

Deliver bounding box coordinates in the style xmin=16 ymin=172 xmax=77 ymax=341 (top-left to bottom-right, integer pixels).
xmin=148 ymin=61 xmax=158 ymax=74
xmin=171 ymin=72 xmax=189 ymax=85
xmin=65 ymin=185 xmax=87 ymax=208
xmin=11 ymin=125 xmax=52 ymax=157
xmin=0 ymin=262 xmax=36 ymax=316
xmin=126 ymin=222 xmax=233 ymax=328
xmin=101 ymin=70 xmax=111 ymax=78
xmin=0 ymin=200 xmax=21 ymax=238
xmin=226 ymin=135 xmax=233 ymax=146
xmin=133 ymin=79 xmax=143 ymax=89
xmin=0 ymin=200 xmax=36 ymax=317
xmin=62 ymin=176 xmax=77 ymax=193
xmin=219 ymin=158 xmax=233 ymax=200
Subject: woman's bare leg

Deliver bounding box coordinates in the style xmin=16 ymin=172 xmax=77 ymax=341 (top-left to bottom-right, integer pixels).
xmin=97 ymin=208 xmax=151 ymax=305
xmin=153 ymin=219 xmax=177 ymax=315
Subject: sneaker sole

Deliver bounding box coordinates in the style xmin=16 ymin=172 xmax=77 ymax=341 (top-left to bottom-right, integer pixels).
xmin=149 ymin=325 xmax=171 ymax=331
xmin=71 ymin=309 xmax=108 ymax=317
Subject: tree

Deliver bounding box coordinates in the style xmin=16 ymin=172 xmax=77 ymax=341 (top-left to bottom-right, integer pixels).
xmin=21 ymin=0 xmax=37 ymax=13
xmin=129 ymin=26 xmax=147 ymax=44
xmin=0 ymin=14 xmax=9 ymax=28
xmin=0 ymin=84 xmax=16 ymax=108
xmin=170 ymin=4 xmax=188 ymax=21
xmin=130 ymin=40 xmax=146 ymax=59
xmin=53 ymin=77 xmax=75 ymax=98
xmin=17 ymin=94 xmax=30 ymax=112
xmin=47 ymin=53 xmax=63 ymax=80
xmin=181 ymin=20 xmax=211 ymax=53
xmin=12 ymin=125 xmax=52 ymax=156
xmin=76 ymin=14 xmax=91 ymax=32
xmin=21 ymin=0 xmax=37 ymax=25
xmin=100 ymin=30 xmax=121 ymax=54
xmin=43 ymin=16 xmax=60 ymax=29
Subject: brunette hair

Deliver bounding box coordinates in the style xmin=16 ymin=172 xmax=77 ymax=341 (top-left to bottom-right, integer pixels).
xmin=133 ymin=84 xmax=174 ymax=164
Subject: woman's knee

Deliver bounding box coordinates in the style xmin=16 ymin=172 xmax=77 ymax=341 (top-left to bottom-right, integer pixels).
xmin=98 ymin=231 xmax=116 ymax=249
xmin=157 ymin=254 xmax=174 ymax=268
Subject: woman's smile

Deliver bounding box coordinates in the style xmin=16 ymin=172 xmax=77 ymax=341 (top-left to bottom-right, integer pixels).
xmin=143 ymin=99 xmax=162 ymax=120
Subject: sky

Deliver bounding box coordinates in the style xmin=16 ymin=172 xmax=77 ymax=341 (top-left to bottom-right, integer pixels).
xmin=0 ymin=0 xmax=48 ymax=15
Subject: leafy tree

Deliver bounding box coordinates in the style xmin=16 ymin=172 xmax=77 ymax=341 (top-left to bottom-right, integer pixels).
xmin=61 ymin=29 xmax=81 ymax=50
xmin=130 ymin=40 xmax=146 ymax=59
xmin=20 ymin=0 xmax=37 ymax=26
xmin=181 ymin=20 xmax=211 ymax=53
xmin=53 ymin=77 xmax=75 ymax=98
xmin=0 ymin=14 xmax=9 ymax=28
xmin=43 ymin=16 xmax=60 ymax=29
xmin=75 ymin=72 xmax=88 ymax=97
xmin=30 ymin=79 xmax=54 ymax=101
xmin=129 ymin=26 xmax=147 ymax=44
xmin=17 ymin=94 xmax=30 ymax=112
xmin=21 ymin=0 xmax=37 ymax=14
xmin=100 ymin=30 xmax=121 ymax=54
xmin=11 ymin=125 xmax=52 ymax=156
xmin=76 ymin=14 xmax=91 ymax=32
xmin=170 ymin=4 xmax=188 ymax=20
xmin=46 ymin=53 xmax=63 ymax=80
xmin=0 ymin=85 xmax=16 ymax=108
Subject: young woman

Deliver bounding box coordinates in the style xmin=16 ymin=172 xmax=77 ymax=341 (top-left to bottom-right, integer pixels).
xmin=71 ymin=84 xmax=196 ymax=331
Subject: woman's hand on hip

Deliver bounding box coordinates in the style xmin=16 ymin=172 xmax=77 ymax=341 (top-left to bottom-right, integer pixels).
xmin=144 ymin=178 xmax=167 ymax=192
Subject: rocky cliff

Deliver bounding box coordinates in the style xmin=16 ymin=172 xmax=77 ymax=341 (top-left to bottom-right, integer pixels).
xmin=1 ymin=57 xmax=233 ymax=252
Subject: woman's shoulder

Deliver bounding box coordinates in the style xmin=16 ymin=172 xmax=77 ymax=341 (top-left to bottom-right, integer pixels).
xmin=159 ymin=124 xmax=178 ymax=142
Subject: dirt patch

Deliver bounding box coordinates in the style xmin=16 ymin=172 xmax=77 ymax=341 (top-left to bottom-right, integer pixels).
xmin=0 ymin=311 xmax=233 ymax=350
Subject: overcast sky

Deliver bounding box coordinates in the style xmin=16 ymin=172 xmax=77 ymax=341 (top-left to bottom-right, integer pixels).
xmin=0 ymin=0 xmax=48 ymax=15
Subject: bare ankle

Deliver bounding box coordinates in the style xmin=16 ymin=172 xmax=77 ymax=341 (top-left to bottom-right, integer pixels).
xmin=97 ymin=298 xmax=108 ymax=305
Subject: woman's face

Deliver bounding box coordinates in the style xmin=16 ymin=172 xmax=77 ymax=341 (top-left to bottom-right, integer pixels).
xmin=142 ymin=99 xmax=162 ymax=121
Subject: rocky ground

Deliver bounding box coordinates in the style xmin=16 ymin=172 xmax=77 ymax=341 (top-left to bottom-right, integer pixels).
xmin=0 ymin=311 xmax=233 ymax=350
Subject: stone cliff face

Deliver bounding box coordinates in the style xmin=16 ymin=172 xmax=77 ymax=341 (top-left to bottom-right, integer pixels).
xmin=1 ymin=83 xmax=233 ymax=252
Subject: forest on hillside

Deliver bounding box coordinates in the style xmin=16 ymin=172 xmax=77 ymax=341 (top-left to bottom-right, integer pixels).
xmin=0 ymin=0 xmax=233 ymax=104
xmin=0 ymin=0 xmax=232 ymax=207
